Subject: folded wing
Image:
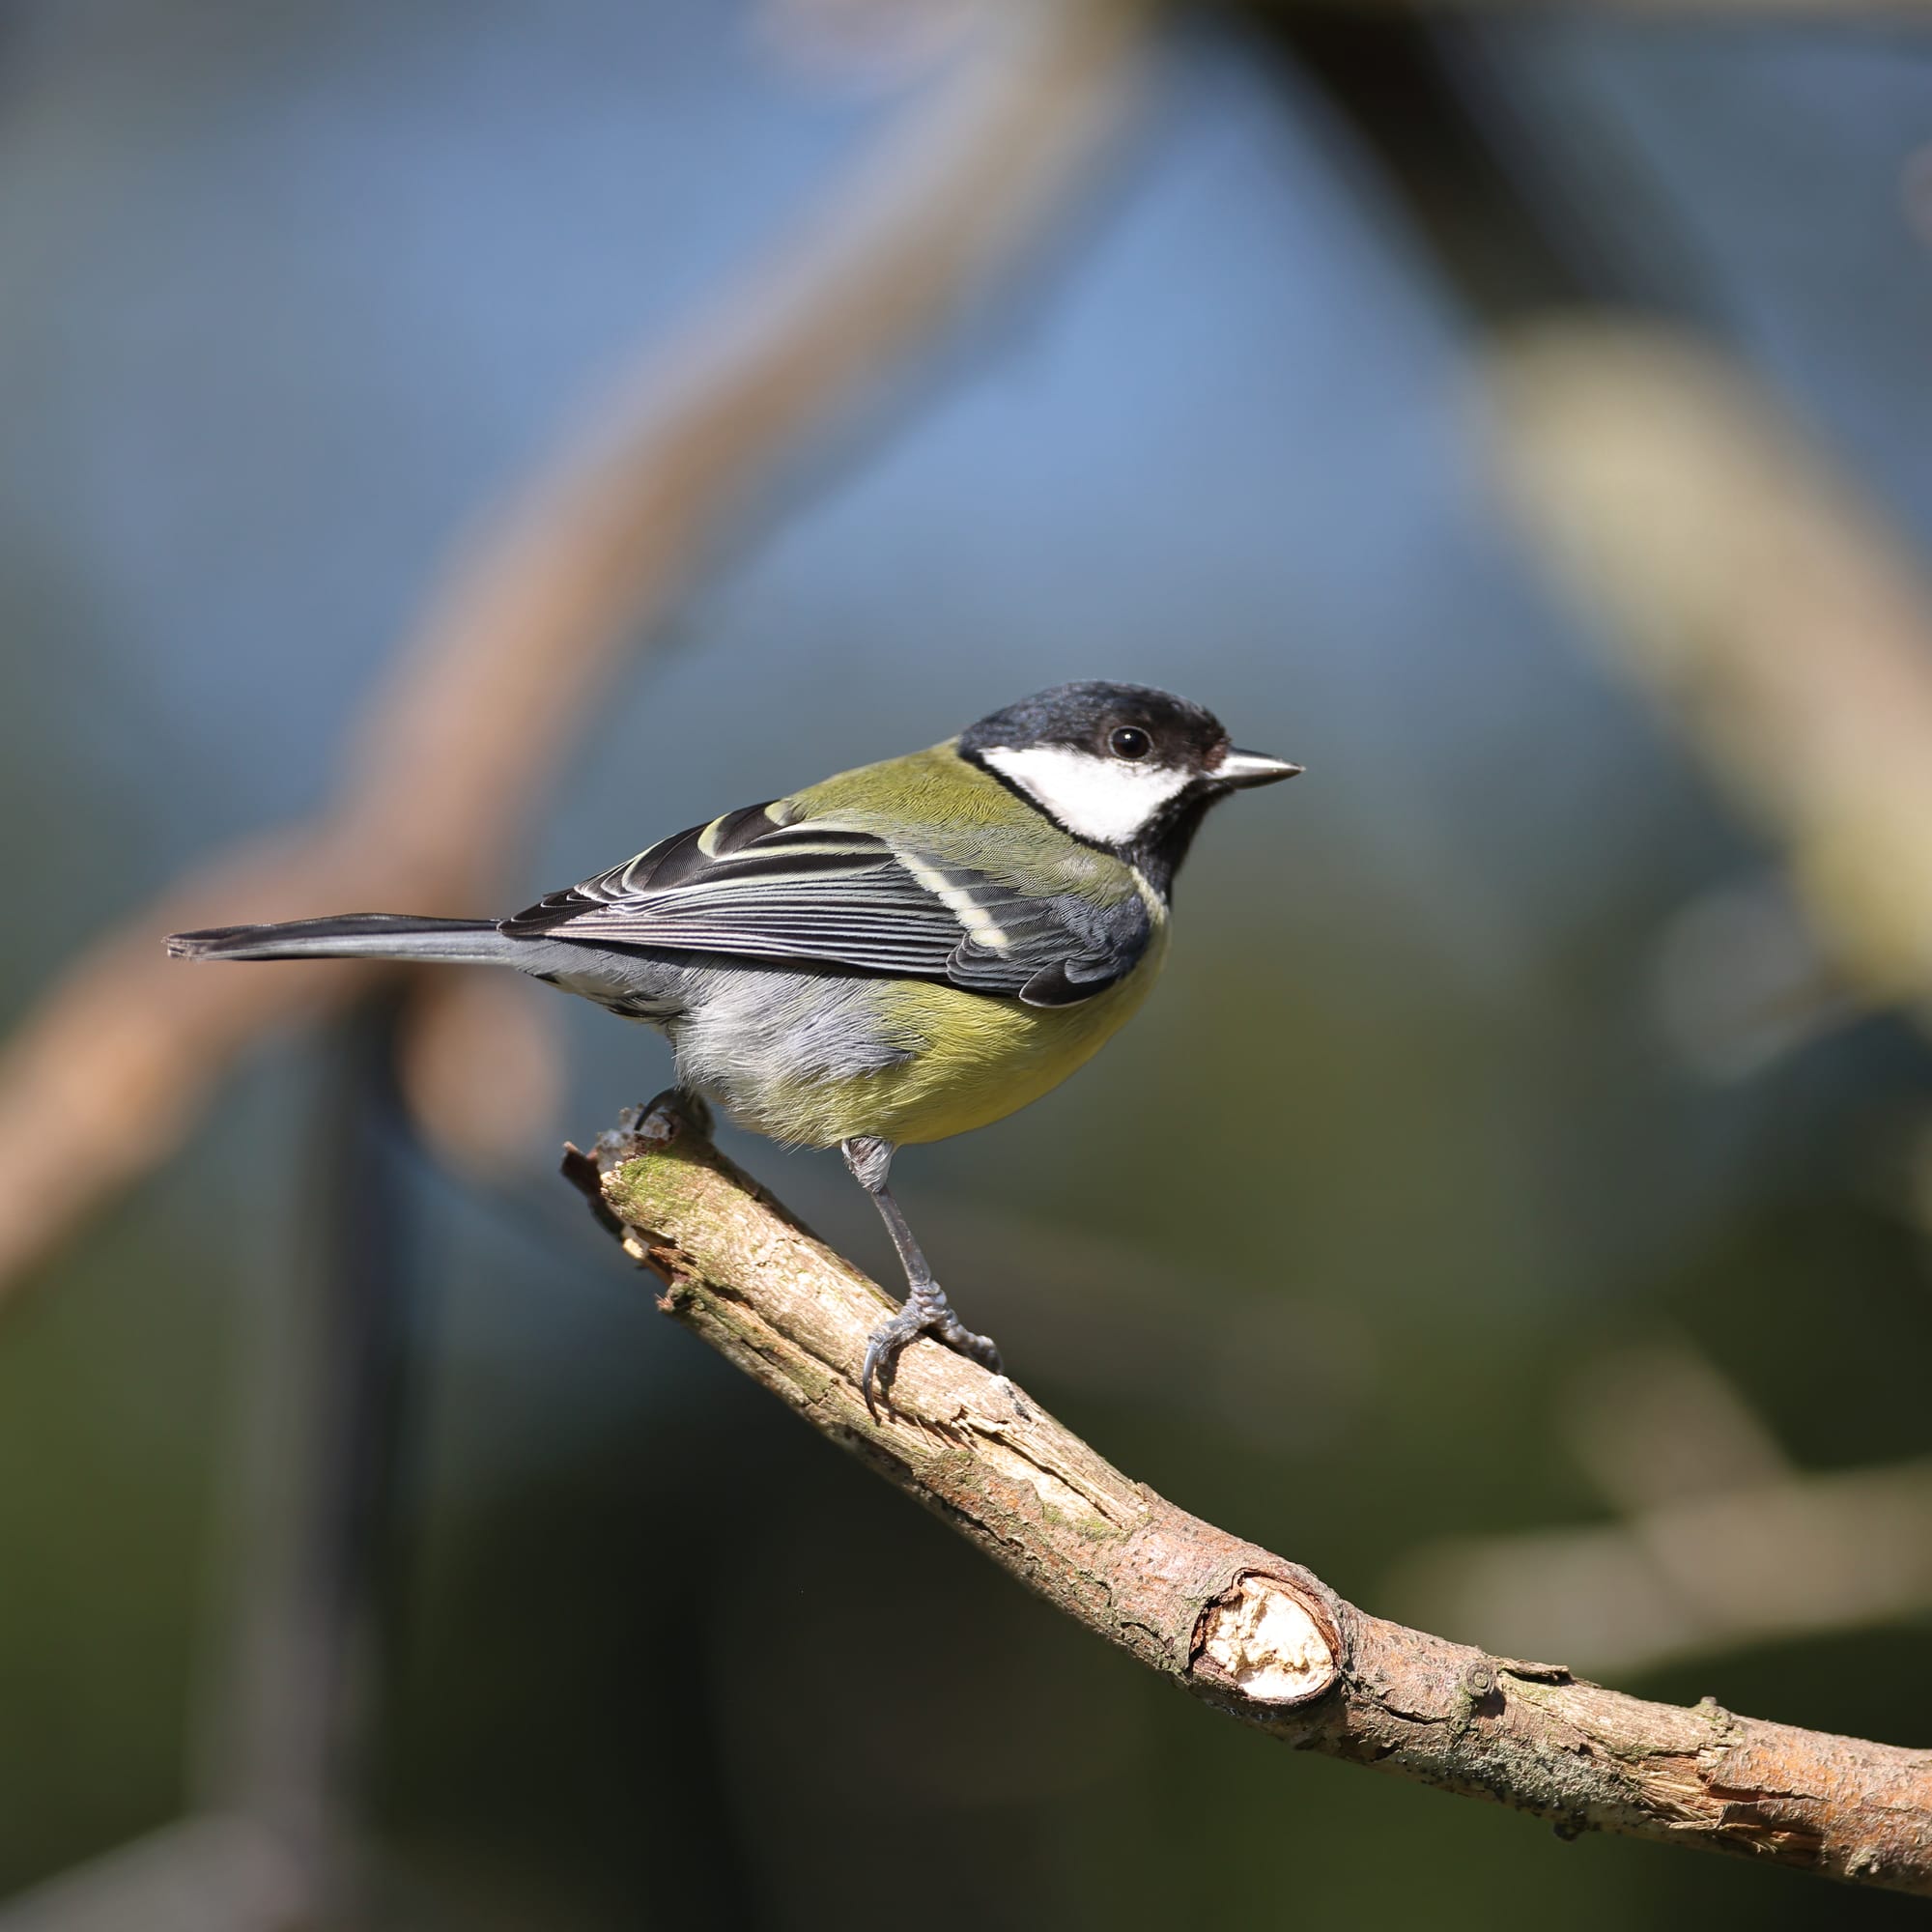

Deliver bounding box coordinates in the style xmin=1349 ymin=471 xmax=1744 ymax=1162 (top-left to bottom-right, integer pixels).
xmin=498 ymin=802 xmax=1149 ymax=1007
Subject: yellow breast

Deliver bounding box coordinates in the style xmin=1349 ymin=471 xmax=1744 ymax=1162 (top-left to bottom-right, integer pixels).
xmin=759 ymin=923 xmax=1167 ymax=1149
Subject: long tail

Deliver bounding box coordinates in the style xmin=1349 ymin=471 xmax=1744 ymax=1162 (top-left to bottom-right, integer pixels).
xmin=166 ymin=913 xmax=526 ymax=967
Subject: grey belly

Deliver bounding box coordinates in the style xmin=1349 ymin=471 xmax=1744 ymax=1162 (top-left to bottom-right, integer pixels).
xmin=532 ymin=947 xmax=911 ymax=1126
xmin=668 ymin=962 xmax=912 ymax=1123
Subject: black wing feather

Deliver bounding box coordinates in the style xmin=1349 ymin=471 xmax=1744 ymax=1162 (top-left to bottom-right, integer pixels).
xmin=501 ymin=804 xmax=1149 ymax=1005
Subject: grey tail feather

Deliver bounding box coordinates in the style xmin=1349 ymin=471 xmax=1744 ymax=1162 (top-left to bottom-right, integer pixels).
xmin=166 ymin=913 xmax=522 ymax=967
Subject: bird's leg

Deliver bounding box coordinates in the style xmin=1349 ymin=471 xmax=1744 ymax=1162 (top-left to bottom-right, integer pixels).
xmin=840 ymin=1136 xmax=1003 ymax=1419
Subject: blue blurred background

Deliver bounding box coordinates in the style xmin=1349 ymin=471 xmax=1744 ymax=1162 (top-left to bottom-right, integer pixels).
xmin=2 ymin=2 xmax=1930 ymax=1926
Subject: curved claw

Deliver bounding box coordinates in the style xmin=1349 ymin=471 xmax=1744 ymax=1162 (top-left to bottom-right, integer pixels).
xmin=860 ymin=1288 xmax=1003 ymax=1422
xmin=861 ymin=1330 xmax=897 ymax=1422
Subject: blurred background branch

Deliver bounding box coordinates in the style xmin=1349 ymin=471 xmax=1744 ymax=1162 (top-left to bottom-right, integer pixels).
xmin=0 ymin=0 xmax=1151 ymax=1308
xmin=0 ymin=1815 xmax=302 ymax=1932
xmin=1490 ymin=319 xmax=1932 ymax=1037
xmin=1391 ymin=1334 xmax=1932 ymax=1674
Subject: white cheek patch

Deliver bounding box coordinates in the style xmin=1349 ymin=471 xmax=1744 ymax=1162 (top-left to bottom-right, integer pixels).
xmin=980 ymin=744 xmax=1194 ymax=846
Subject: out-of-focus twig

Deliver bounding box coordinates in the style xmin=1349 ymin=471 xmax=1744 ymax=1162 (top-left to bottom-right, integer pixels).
xmin=1391 ymin=1454 xmax=1932 ymax=1680
xmin=570 ymin=1098 xmax=1932 ymax=1897
xmin=0 ymin=1816 xmax=299 ymax=1932
xmin=1648 ymin=871 xmax=1860 ymax=1080
xmin=0 ymin=0 xmax=1151 ymax=1306
xmin=1489 ymin=320 xmax=1932 ymax=1033
xmin=1389 ymin=1337 xmax=1932 ymax=1676
xmin=1492 ymin=316 xmax=1932 ymax=1278
xmin=1560 ymin=1337 xmax=1793 ymax=1514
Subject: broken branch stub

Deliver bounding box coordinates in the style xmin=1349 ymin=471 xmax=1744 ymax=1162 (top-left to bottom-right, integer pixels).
xmin=1195 ymin=1572 xmax=1337 ymax=1705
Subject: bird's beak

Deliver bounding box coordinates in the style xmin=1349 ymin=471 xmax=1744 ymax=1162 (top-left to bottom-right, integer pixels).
xmin=1214 ymin=748 xmax=1303 ymax=787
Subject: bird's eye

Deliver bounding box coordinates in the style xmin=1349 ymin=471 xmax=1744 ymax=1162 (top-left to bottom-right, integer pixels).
xmin=1109 ymin=725 xmax=1151 ymax=761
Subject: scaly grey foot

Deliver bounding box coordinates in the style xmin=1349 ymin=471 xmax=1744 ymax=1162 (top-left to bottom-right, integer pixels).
xmin=862 ymin=1278 xmax=1003 ymax=1421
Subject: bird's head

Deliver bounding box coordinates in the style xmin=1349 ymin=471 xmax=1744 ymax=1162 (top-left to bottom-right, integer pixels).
xmin=958 ymin=681 xmax=1299 ymax=891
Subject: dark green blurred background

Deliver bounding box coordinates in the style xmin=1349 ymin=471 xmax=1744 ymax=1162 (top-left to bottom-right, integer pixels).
xmin=2 ymin=3 xmax=1929 ymax=1927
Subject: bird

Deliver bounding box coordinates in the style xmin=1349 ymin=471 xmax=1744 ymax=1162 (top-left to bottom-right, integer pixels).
xmin=169 ymin=681 xmax=1300 ymax=1415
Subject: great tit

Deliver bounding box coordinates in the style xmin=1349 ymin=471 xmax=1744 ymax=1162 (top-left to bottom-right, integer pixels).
xmin=169 ymin=681 xmax=1299 ymax=1412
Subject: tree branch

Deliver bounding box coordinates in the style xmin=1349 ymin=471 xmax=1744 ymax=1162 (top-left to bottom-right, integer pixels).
xmin=563 ymin=1096 xmax=1932 ymax=1899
